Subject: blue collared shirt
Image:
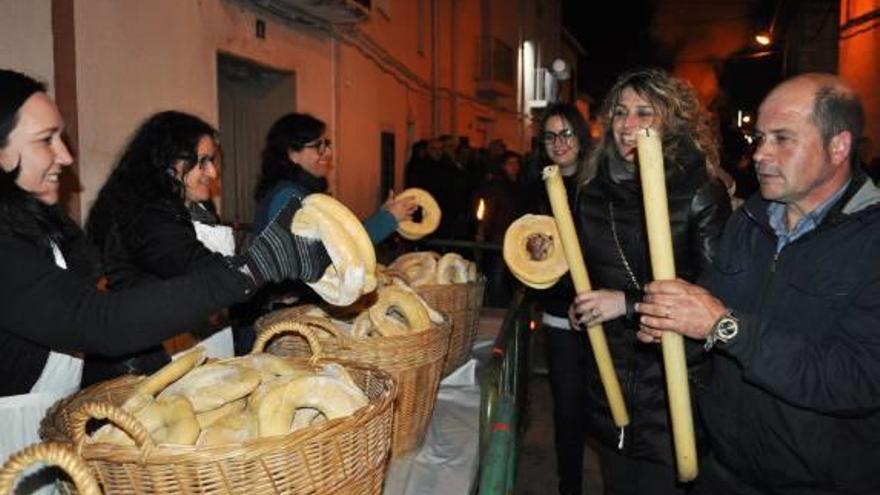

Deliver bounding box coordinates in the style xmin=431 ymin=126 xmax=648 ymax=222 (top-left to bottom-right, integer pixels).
xmin=767 ymin=180 xmax=851 ymax=253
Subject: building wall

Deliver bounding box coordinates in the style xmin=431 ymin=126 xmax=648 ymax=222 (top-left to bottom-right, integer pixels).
xmin=70 ymin=0 xmax=339 ymax=218
xmin=839 ymin=0 xmax=880 ymax=157
xmin=0 ymin=0 xmax=54 ymax=92
xmin=2 ymin=0 xmax=571 ymax=221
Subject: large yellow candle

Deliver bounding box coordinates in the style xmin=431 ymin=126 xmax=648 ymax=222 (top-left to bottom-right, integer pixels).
xmin=636 ymin=128 xmax=698 ymax=481
xmin=543 ymin=166 xmax=629 ymax=427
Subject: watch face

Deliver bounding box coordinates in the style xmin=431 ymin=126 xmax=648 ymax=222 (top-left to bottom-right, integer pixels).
xmin=717 ymin=317 xmax=738 ymax=340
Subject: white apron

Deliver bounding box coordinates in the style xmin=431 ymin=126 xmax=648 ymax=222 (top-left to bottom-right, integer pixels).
xmin=167 ymin=221 xmax=235 ymax=360
xmin=0 ymin=243 xmax=84 ymax=466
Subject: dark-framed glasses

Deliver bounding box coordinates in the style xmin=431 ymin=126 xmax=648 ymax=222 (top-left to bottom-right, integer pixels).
xmin=195 ymin=154 xmax=217 ymax=171
xmin=542 ymin=128 xmax=576 ymax=145
xmin=304 ymin=137 xmax=331 ymax=154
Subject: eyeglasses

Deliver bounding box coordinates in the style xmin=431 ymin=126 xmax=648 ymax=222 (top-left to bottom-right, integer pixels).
xmin=542 ymin=129 xmax=576 ymax=146
xmin=195 ymin=154 xmax=217 ymax=171
xmin=304 ymin=137 xmax=331 ymax=155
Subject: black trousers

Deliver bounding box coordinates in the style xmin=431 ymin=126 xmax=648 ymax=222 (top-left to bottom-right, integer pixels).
xmin=545 ymin=324 xmax=592 ymax=495
xmin=596 ymin=443 xmax=695 ymax=495
xmin=690 ymin=455 xmax=767 ymax=495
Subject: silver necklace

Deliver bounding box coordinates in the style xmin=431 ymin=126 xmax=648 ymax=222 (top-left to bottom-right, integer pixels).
xmin=608 ymin=201 xmax=642 ymax=291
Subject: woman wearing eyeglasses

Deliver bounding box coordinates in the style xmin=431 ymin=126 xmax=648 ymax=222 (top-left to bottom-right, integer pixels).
xmin=83 ymin=111 xmax=249 ymax=385
xmin=531 ymin=101 xmax=595 ymax=495
xmin=253 ymin=113 xmax=415 ymax=239
xmin=565 ymin=68 xmax=731 ymax=494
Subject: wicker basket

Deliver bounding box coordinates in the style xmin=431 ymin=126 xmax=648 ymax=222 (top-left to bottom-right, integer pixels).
xmin=254 ymin=307 xmax=450 ymax=458
xmin=415 ymin=278 xmax=485 ymax=376
xmin=40 ymin=324 xmax=397 ymax=494
xmin=0 ymin=442 xmax=101 ymax=495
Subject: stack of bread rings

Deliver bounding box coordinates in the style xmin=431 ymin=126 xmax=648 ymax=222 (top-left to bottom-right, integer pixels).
xmin=385 ymin=251 xmax=478 ymax=287
xmin=89 ymin=345 xmax=369 ymax=447
xmin=295 ymin=282 xmax=445 ymax=339
xmin=291 ymin=193 xmax=377 ymax=306
xmin=502 ymin=214 xmax=569 ymax=289
xmin=395 ymin=188 xmax=441 ymax=241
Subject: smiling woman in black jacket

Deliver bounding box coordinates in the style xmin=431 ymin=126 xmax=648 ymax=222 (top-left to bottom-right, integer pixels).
xmin=568 ymin=68 xmax=731 ymax=495
xmin=0 ymin=69 xmax=328 ymax=464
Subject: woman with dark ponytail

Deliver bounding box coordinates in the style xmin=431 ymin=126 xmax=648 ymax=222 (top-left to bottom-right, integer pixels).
xmin=254 ymin=112 xmax=416 ymax=240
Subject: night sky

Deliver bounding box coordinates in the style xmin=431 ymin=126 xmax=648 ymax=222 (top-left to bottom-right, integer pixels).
xmin=561 ymin=0 xmax=786 ymax=163
xmin=562 ymin=0 xmax=668 ymax=102
xmin=561 ymin=0 xmax=782 ymax=113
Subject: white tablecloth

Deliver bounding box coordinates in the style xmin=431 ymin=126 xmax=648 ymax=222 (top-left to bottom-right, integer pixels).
xmin=382 ymin=359 xmax=482 ymax=495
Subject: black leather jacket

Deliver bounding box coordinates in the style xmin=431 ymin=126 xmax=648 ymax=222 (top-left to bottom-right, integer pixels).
xmin=575 ymin=147 xmax=731 ymax=463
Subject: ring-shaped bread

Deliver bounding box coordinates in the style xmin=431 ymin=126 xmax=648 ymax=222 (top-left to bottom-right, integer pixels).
xmin=368 ymin=285 xmax=432 ymax=334
xmin=92 ymin=395 xmax=200 ymax=446
xmin=224 ymin=354 xmax=311 ymax=383
xmin=503 ymin=214 xmax=569 ymax=289
xmin=195 ymin=398 xmax=247 ymax=429
xmin=197 ymin=409 xmax=258 ymax=446
xmin=389 ymin=251 xmax=440 ymax=287
xmin=389 ymin=278 xmax=445 ymax=324
xmin=291 ymin=193 xmax=377 ymax=306
xmin=396 ymin=188 xmax=441 ymax=240
xmin=436 ymin=252 xmax=470 ymax=284
xmin=133 ymin=346 xmax=206 ymax=398
xmin=466 ymin=260 xmax=478 ymax=282
xmin=251 ymin=374 xmax=368 ymax=437
xmin=157 ymin=363 xmax=261 ymax=413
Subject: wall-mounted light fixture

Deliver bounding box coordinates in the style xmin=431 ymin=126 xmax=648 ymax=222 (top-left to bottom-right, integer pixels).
xmin=754 ymin=32 xmax=771 ymax=46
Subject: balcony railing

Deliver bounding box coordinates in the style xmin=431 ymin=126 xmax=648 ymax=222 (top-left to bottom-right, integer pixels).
xmin=247 ymin=0 xmax=371 ymax=26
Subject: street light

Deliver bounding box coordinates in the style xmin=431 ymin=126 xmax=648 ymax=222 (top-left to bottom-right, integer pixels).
xmin=755 ymin=33 xmax=772 ymax=46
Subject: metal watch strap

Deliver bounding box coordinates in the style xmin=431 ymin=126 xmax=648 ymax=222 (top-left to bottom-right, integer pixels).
xmin=704 ymin=311 xmax=737 ymax=351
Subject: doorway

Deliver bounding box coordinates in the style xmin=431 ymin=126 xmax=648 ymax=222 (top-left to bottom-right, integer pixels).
xmin=217 ymin=53 xmax=295 ymax=231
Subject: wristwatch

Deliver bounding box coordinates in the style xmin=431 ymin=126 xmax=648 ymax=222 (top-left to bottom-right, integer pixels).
xmin=704 ymin=311 xmax=739 ymax=351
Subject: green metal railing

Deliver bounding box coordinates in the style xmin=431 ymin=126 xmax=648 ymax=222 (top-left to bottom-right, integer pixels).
xmin=474 ymin=289 xmax=531 ymax=495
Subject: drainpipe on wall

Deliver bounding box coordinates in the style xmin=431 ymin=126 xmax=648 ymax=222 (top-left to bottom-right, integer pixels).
xmin=431 ymin=0 xmax=440 ymax=136
xmin=450 ymin=0 xmax=458 ymax=141
xmin=331 ymin=35 xmax=340 ymax=195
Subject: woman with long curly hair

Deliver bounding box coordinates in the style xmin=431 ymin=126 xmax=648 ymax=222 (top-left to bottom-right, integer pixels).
xmin=0 ymin=69 xmax=327 ymax=466
xmin=84 ymin=111 xmax=313 ymax=385
xmin=564 ymin=68 xmax=732 ymax=494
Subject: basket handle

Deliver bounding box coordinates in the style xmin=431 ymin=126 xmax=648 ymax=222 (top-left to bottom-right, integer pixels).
xmin=251 ymin=321 xmax=324 ymax=366
xmin=0 ymin=442 xmax=102 ymax=495
xmin=296 ymin=315 xmax=349 ymax=343
xmin=70 ymin=401 xmax=155 ymax=460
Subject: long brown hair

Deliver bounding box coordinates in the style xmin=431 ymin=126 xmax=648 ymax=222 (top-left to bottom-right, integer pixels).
xmin=586 ymin=68 xmax=725 ymax=185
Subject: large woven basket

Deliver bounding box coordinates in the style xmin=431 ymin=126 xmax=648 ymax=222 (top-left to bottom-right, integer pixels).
xmin=40 ymin=324 xmax=397 ymax=494
xmin=0 ymin=442 xmax=101 ymax=495
xmin=415 ymin=278 xmax=485 ymax=376
xmin=254 ymin=307 xmax=450 ymax=458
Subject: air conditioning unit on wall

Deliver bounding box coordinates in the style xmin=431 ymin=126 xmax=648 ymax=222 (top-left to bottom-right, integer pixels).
xmin=528 ymin=59 xmax=569 ymax=109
